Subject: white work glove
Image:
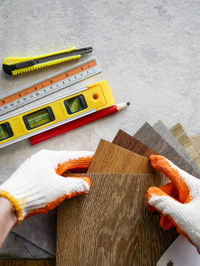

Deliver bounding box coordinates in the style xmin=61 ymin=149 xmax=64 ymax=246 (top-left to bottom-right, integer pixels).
xmin=0 ymin=150 xmax=93 ymax=224
xmin=146 ymin=155 xmax=200 ymax=252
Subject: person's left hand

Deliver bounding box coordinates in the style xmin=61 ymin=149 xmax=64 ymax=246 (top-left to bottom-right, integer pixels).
xmin=146 ymin=155 xmax=200 ymax=252
xmin=0 ymin=150 xmax=93 ymax=224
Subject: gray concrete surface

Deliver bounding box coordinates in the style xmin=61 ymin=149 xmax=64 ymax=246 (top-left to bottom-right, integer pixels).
xmin=0 ymin=0 xmax=200 ymax=258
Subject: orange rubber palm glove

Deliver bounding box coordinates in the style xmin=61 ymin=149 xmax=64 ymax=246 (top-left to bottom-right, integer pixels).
xmin=146 ymin=155 xmax=200 ymax=252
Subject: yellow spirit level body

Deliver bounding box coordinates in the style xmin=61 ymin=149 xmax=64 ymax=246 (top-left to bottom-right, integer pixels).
xmin=0 ymin=80 xmax=115 ymax=149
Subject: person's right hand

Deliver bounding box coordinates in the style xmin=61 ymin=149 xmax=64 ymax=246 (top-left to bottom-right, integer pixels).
xmin=146 ymin=155 xmax=200 ymax=252
xmin=0 ymin=150 xmax=93 ymax=224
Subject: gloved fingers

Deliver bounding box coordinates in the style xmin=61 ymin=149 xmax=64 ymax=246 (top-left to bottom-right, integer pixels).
xmin=159 ymin=183 xmax=177 ymax=230
xmin=146 ymin=186 xmax=184 ymax=223
xmin=24 ymin=176 xmax=91 ymax=219
xmin=54 ymin=151 xmax=94 ymax=175
xmin=158 ymin=182 xmax=179 ymax=230
xmin=55 ymin=175 xmax=91 ymax=199
xmin=147 ymin=182 xmax=179 ymax=212
xmin=160 ymin=214 xmax=175 ymax=230
xmin=150 ymin=155 xmax=195 ymax=202
xmin=160 ymin=182 xmax=179 ymax=199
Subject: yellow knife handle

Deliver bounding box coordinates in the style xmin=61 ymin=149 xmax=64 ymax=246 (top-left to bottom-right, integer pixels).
xmin=3 ymin=46 xmax=79 ymax=75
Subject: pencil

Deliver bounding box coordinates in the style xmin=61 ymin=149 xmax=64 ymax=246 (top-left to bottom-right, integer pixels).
xmin=29 ymin=102 xmax=130 ymax=146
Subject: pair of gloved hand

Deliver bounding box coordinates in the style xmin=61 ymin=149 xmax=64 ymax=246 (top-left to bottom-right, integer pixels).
xmin=0 ymin=150 xmax=200 ymax=252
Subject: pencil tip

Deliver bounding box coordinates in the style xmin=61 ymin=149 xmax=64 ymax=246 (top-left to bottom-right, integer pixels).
xmin=127 ymin=102 xmax=130 ymax=106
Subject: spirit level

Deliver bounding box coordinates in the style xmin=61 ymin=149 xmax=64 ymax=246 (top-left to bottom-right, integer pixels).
xmin=3 ymin=46 xmax=93 ymax=75
xmin=29 ymin=102 xmax=130 ymax=145
xmin=0 ymin=80 xmax=115 ymax=149
xmin=0 ymin=58 xmax=101 ymax=116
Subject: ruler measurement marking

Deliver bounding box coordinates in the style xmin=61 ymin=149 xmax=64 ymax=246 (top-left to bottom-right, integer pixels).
xmin=0 ymin=59 xmax=97 ymax=106
xmin=0 ymin=59 xmax=100 ymax=116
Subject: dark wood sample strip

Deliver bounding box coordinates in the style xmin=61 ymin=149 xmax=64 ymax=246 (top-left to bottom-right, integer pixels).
xmin=56 ymin=173 xmax=177 ymax=266
xmin=133 ymin=123 xmax=200 ymax=178
xmin=112 ymin=129 xmax=158 ymax=157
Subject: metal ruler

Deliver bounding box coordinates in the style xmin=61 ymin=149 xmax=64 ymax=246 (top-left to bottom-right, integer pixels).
xmin=0 ymin=57 xmax=101 ymax=116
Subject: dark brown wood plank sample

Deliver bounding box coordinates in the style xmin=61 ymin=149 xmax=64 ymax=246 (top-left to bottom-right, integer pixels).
xmin=88 ymin=139 xmax=153 ymax=173
xmin=56 ymin=173 xmax=177 ymax=266
xmin=112 ymin=129 xmax=158 ymax=157
xmin=133 ymin=123 xmax=200 ymax=178
xmin=0 ymin=260 xmax=55 ymax=266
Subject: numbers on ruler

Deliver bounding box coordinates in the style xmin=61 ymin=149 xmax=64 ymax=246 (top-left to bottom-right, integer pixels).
xmin=0 ymin=64 xmax=99 ymax=116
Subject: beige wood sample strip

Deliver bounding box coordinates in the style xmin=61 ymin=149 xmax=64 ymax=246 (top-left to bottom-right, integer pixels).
xmin=190 ymin=135 xmax=200 ymax=156
xmin=56 ymin=173 xmax=177 ymax=266
xmin=88 ymin=139 xmax=153 ymax=173
xmin=170 ymin=123 xmax=200 ymax=168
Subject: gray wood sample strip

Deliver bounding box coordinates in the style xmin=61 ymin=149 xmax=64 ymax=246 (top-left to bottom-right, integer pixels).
xmin=0 ymin=232 xmax=53 ymax=259
xmin=153 ymin=121 xmax=200 ymax=175
xmin=12 ymin=209 xmax=57 ymax=256
xmin=0 ymin=260 xmax=55 ymax=266
xmin=133 ymin=123 xmax=200 ymax=178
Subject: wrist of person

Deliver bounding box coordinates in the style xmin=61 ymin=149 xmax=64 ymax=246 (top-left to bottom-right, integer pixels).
xmin=0 ymin=197 xmax=17 ymax=247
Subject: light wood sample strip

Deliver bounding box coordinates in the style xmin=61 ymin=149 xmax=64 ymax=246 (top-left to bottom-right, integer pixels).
xmin=190 ymin=135 xmax=200 ymax=155
xmin=56 ymin=173 xmax=177 ymax=266
xmin=134 ymin=123 xmax=200 ymax=178
xmin=153 ymin=121 xmax=200 ymax=175
xmin=170 ymin=123 xmax=200 ymax=168
xmin=88 ymin=139 xmax=153 ymax=173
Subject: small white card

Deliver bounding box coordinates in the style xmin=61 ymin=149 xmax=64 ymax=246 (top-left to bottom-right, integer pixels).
xmin=157 ymin=235 xmax=200 ymax=266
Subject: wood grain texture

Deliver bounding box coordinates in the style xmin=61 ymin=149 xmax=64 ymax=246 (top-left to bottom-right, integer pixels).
xmin=112 ymin=129 xmax=179 ymax=245
xmin=134 ymin=123 xmax=200 ymax=178
xmin=56 ymin=173 xmax=177 ymax=266
xmin=190 ymin=135 xmax=200 ymax=155
xmin=88 ymin=139 xmax=153 ymax=173
xmin=0 ymin=260 xmax=55 ymax=266
xmin=112 ymin=129 xmax=158 ymax=157
xmin=170 ymin=123 xmax=200 ymax=168
xmin=153 ymin=121 xmax=200 ymax=176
